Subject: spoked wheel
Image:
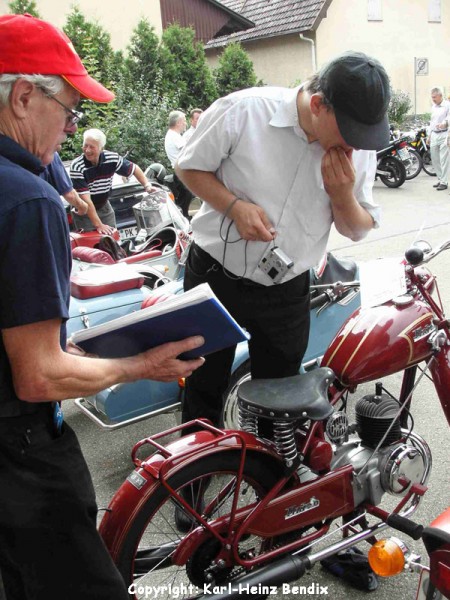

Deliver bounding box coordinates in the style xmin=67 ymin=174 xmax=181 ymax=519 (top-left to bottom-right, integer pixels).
xmin=378 ymin=156 xmax=407 ymax=188
xmin=404 ymin=148 xmax=423 ymax=180
xmin=222 ymin=360 xmax=251 ymax=429
xmin=115 ymin=452 xmax=281 ymax=599
xmin=422 ymin=150 xmax=436 ymax=176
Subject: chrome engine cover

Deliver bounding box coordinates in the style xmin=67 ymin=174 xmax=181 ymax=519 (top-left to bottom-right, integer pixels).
xmin=379 ymin=444 xmax=425 ymax=496
xmin=331 ymin=430 xmax=432 ymax=507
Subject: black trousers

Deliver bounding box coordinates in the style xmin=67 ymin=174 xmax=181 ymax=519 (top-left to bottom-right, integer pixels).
xmin=173 ymin=173 xmax=194 ymax=220
xmin=182 ymin=243 xmax=310 ymax=427
xmin=0 ymin=409 xmax=128 ymax=600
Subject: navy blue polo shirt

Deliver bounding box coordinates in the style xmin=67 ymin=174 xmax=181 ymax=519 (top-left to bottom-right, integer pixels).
xmin=41 ymin=151 xmax=72 ymax=196
xmin=0 ymin=135 xmax=71 ymax=417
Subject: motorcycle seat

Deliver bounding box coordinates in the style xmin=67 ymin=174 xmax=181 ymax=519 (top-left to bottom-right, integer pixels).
xmin=72 ymin=246 xmax=163 ymax=266
xmin=72 ymin=246 xmax=115 ymax=265
xmin=237 ymin=367 xmax=335 ymax=421
xmin=70 ymin=229 xmax=120 ymax=249
xmin=422 ymin=526 xmax=450 ymax=555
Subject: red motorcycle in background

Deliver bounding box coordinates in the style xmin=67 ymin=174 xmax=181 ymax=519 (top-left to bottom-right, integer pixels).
xmin=99 ymin=238 xmax=450 ymax=599
xmin=367 ymin=507 xmax=450 ymax=600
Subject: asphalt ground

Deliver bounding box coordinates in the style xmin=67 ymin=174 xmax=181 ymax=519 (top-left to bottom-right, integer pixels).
xmin=2 ymin=170 xmax=449 ymax=600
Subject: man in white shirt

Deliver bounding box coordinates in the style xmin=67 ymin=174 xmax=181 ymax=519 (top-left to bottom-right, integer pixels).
xmin=176 ymin=51 xmax=390 ymax=436
xmin=428 ymin=87 xmax=450 ymax=190
xmin=183 ymin=108 xmax=203 ymax=143
xmin=164 ymin=110 xmax=194 ymax=218
xmin=164 ymin=110 xmax=187 ymax=167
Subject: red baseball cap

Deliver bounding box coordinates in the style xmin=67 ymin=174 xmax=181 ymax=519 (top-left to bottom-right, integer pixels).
xmin=0 ymin=13 xmax=115 ymax=103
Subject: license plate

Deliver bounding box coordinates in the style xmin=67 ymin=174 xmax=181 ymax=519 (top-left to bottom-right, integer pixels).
xmin=119 ymin=226 xmax=138 ymax=240
xmin=398 ymin=147 xmax=410 ymax=161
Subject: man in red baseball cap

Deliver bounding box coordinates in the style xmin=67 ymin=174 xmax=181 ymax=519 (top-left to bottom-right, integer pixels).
xmin=0 ymin=14 xmax=204 ymax=600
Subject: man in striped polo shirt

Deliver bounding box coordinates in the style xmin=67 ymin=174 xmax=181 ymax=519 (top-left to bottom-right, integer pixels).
xmin=70 ymin=128 xmax=154 ymax=233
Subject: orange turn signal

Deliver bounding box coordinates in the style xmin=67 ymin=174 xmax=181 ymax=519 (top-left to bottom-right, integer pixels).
xmin=368 ymin=538 xmax=408 ymax=577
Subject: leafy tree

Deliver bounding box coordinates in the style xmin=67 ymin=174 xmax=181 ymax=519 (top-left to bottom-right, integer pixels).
xmin=214 ymin=42 xmax=259 ymax=96
xmin=388 ymin=89 xmax=413 ymax=127
xmin=8 ymin=0 xmax=41 ymax=16
xmin=122 ymin=19 xmax=160 ymax=97
xmin=63 ymin=7 xmax=122 ymax=88
xmin=158 ymin=23 xmax=217 ymax=110
xmin=61 ymin=7 xmax=122 ymax=159
xmin=105 ymin=82 xmax=179 ymax=169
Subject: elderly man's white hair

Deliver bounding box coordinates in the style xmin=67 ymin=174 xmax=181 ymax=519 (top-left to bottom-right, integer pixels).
xmin=168 ymin=110 xmax=185 ymax=128
xmin=0 ymin=74 xmax=63 ymax=108
xmin=83 ymin=128 xmax=107 ymax=150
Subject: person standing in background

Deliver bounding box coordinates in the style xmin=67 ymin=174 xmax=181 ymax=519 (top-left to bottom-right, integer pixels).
xmin=428 ymin=87 xmax=450 ymax=190
xmin=183 ymin=108 xmax=203 ymax=142
xmin=70 ymin=128 xmax=155 ymax=233
xmin=164 ymin=110 xmax=194 ymax=219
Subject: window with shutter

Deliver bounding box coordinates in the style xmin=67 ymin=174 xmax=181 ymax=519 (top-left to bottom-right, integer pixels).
xmin=368 ymin=0 xmax=382 ymax=21
xmin=429 ymin=0 xmax=441 ymax=22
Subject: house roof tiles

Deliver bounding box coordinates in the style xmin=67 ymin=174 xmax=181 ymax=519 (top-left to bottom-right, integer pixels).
xmin=206 ymin=0 xmax=332 ymax=48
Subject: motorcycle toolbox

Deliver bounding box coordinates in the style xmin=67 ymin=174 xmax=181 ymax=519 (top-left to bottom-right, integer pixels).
xmin=70 ymin=264 xmax=145 ymax=300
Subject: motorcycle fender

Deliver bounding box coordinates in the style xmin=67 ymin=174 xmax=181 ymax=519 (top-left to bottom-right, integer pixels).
xmin=430 ymin=345 xmax=450 ymax=427
xmin=99 ymin=429 xmax=283 ymax=560
xmin=429 ymin=507 xmax=450 ymax=537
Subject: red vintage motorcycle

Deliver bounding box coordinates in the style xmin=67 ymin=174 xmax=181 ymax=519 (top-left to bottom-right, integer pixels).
xmin=99 ymin=239 xmax=450 ymax=599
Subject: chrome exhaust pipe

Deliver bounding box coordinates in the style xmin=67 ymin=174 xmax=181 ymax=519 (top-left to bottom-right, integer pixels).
xmin=200 ymin=518 xmax=390 ymax=599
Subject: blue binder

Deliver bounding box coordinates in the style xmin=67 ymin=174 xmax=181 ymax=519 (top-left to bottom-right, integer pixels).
xmin=70 ymin=283 xmax=250 ymax=359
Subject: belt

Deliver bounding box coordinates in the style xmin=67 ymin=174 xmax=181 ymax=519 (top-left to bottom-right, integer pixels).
xmin=433 ymin=129 xmax=448 ymax=133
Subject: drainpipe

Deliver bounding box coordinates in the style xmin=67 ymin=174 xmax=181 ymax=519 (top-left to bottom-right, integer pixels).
xmin=299 ymin=33 xmax=317 ymax=72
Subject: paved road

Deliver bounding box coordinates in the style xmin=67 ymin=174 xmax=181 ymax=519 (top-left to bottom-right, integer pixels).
xmin=3 ymin=171 xmax=447 ymax=600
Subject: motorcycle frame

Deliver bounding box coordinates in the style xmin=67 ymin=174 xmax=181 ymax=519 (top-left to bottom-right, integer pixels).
xmin=100 ymin=247 xmax=450 ymax=573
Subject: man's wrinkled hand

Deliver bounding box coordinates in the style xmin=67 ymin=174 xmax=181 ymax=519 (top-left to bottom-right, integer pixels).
xmin=140 ymin=336 xmax=205 ymax=382
xmin=229 ymin=200 xmax=276 ymax=242
xmin=321 ymin=147 xmax=356 ymax=202
xmin=96 ymin=223 xmax=116 ymax=236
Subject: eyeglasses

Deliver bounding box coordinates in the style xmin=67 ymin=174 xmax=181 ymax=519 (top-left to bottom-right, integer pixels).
xmin=39 ymin=88 xmax=84 ymax=125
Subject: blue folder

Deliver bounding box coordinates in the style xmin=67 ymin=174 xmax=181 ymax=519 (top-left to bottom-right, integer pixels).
xmin=70 ymin=283 xmax=250 ymax=359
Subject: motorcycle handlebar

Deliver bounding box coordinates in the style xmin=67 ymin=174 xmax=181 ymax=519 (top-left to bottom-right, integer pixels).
xmin=310 ymin=292 xmax=330 ymax=310
xmin=407 ymin=239 xmax=450 ymax=266
xmin=386 ymin=513 xmax=424 ymax=541
xmin=310 ymin=281 xmax=360 ymax=310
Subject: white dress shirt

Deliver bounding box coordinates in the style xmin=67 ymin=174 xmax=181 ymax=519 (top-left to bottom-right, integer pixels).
xmin=183 ymin=126 xmax=196 ymax=143
xmin=430 ymin=99 xmax=450 ymax=133
xmin=178 ymin=86 xmax=379 ymax=285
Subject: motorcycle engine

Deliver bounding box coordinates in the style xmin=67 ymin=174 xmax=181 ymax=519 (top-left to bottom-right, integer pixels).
xmin=329 ymin=392 xmax=427 ymax=507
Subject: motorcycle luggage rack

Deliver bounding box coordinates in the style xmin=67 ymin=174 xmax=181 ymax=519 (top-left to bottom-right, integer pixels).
xmin=130 ymin=418 xmax=244 ymax=467
xmin=131 ymin=419 xmax=263 ymax=546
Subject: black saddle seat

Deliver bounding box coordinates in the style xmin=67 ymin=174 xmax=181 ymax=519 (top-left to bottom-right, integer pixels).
xmin=237 ymin=367 xmax=335 ymax=421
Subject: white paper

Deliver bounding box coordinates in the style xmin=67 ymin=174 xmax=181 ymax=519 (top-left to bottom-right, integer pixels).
xmin=359 ymin=258 xmax=407 ymax=309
